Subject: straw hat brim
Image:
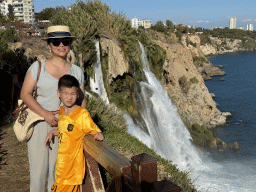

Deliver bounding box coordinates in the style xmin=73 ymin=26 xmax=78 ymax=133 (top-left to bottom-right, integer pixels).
xmin=42 ymin=36 xmax=77 ymax=41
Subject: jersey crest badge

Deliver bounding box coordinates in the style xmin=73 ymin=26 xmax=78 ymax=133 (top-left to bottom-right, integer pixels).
xmin=67 ymin=124 xmax=74 ymax=132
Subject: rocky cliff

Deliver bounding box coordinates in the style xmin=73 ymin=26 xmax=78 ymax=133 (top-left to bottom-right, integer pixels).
xmin=154 ymin=39 xmax=226 ymax=128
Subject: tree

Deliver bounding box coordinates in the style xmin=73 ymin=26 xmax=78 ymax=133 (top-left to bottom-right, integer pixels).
xmin=166 ymin=20 xmax=174 ymax=32
xmin=35 ymin=8 xmax=56 ymax=20
xmin=151 ymin=20 xmax=166 ymax=33
xmin=7 ymin=14 xmax=15 ymax=21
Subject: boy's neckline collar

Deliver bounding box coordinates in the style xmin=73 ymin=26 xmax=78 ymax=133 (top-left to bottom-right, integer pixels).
xmin=60 ymin=105 xmax=80 ymax=115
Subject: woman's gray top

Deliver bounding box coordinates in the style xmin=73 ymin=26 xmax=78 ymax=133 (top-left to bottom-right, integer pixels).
xmin=27 ymin=60 xmax=84 ymax=111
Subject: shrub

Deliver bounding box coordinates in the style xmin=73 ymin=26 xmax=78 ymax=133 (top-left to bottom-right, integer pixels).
xmin=189 ymin=123 xmax=215 ymax=148
xmin=186 ymin=37 xmax=197 ymax=47
xmin=199 ymin=34 xmax=211 ymax=45
xmin=190 ymin=77 xmax=199 ymax=84
xmin=178 ymin=75 xmax=190 ymax=94
xmin=193 ymin=56 xmax=209 ymax=68
xmin=0 ymin=27 xmax=20 ymax=43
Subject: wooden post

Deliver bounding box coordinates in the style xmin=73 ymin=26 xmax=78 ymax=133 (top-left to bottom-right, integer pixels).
xmin=82 ymin=150 xmax=105 ymax=192
xmin=131 ymin=153 xmax=158 ymax=191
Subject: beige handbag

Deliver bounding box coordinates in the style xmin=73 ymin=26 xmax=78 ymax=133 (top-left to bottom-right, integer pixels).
xmin=13 ymin=61 xmax=44 ymax=142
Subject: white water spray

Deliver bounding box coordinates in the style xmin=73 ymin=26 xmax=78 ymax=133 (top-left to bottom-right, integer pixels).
xmin=90 ymin=40 xmax=109 ymax=105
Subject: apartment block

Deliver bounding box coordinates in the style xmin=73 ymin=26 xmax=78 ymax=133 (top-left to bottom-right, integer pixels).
xmin=0 ymin=0 xmax=12 ymax=15
xmin=140 ymin=20 xmax=152 ymax=29
xmin=131 ymin=17 xmax=152 ymax=29
xmin=131 ymin=17 xmax=141 ymax=29
xmin=0 ymin=0 xmax=35 ymax=23
xmin=229 ymin=16 xmax=236 ymax=29
xmin=247 ymin=24 xmax=253 ymax=31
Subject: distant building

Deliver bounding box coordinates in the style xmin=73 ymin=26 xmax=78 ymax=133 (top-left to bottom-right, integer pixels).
xmin=0 ymin=0 xmax=12 ymax=16
xmin=0 ymin=0 xmax=35 ymax=23
xmin=140 ymin=20 xmax=152 ymax=29
xmin=186 ymin=25 xmax=195 ymax=29
xmin=131 ymin=17 xmax=141 ymax=29
xmin=238 ymin=27 xmax=245 ymax=30
xmin=247 ymin=24 xmax=253 ymax=31
xmin=213 ymin=27 xmax=222 ymax=29
xmin=229 ymin=16 xmax=236 ymax=29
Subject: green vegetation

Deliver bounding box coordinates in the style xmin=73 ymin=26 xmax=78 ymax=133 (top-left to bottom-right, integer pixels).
xmin=190 ymin=77 xmax=199 ymax=84
xmin=0 ymin=27 xmax=20 ymax=43
xmin=35 ymin=7 xmax=65 ymax=20
xmin=199 ymin=34 xmax=211 ymax=45
xmin=178 ymin=75 xmax=190 ymax=94
xmin=188 ymin=123 xmax=215 ymax=148
xmin=0 ymin=39 xmax=37 ymax=81
xmin=199 ymin=28 xmax=256 ymax=50
xmin=186 ymin=37 xmax=197 ymax=47
xmin=193 ymin=56 xmax=209 ymax=68
xmin=0 ymin=13 xmax=8 ymax=23
xmin=86 ymin=95 xmax=197 ymax=191
xmin=241 ymin=38 xmax=256 ymax=49
xmin=139 ymin=32 xmax=166 ymax=80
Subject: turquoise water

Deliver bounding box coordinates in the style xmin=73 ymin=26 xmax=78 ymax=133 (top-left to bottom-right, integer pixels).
xmin=206 ymin=52 xmax=256 ymax=174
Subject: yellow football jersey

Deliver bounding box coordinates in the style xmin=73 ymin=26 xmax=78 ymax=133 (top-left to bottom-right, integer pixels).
xmin=55 ymin=106 xmax=101 ymax=185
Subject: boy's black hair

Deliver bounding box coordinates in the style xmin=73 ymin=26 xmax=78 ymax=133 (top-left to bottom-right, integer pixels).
xmin=58 ymin=74 xmax=79 ymax=90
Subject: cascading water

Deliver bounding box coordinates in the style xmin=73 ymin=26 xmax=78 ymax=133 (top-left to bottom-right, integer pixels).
xmin=90 ymin=40 xmax=109 ymax=105
xmin=128 ymin=42 xmax=202 ymax=171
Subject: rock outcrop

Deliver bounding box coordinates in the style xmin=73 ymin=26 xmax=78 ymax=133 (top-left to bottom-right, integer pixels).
xmin=100 ymin=38 xmax=129 ymax=83
xmin=154 ymin=40 xmax=226 ymax=127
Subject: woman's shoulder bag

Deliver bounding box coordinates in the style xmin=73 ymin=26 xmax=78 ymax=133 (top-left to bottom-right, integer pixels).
xmin=13 ymin=60 xmax=44 ymax=142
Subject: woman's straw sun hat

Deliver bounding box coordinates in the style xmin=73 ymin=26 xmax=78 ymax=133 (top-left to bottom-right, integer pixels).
xmin=42 ymin=25 xmax=76 ymax=40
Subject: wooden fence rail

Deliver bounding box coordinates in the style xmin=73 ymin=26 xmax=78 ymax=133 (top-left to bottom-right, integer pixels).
xmin=82 ymin=135 xmax=182 ymax=192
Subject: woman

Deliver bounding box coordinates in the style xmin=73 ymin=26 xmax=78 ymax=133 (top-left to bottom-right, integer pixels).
xmin=20 ymin=25 xmax=86 ymax=192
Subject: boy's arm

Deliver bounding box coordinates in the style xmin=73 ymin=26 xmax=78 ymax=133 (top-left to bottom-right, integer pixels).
xmin=45 ymin=129 xmax=58 ymax=148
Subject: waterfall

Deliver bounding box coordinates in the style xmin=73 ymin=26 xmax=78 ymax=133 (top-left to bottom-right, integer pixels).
xmin=128 ymin=42 xmax=203 ymax=171
xmin=89 ymin=40 xmax=254 ymax=191
xmin=90 ymin=40 xmax=109 ymax=105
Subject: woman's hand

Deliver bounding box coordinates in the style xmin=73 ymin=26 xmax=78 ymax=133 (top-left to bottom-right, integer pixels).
xmin=43 ymin=110 xmax=59 ymax=127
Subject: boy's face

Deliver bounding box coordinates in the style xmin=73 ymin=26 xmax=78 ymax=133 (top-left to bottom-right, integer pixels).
xmin=57 ymin=86 xmax=78 ymax=108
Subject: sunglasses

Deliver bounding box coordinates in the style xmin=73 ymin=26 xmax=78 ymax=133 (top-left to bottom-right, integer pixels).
xmin=49 ymin=38 xmax=72 ymax=46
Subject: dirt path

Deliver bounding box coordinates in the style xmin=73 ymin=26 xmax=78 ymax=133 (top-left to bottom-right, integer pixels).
xmin=0 ymin=124 xmax=30 ymax=192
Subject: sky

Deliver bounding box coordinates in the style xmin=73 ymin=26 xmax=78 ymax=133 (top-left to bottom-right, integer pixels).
xmin=33 ymin=0 xmax=256 ymax=30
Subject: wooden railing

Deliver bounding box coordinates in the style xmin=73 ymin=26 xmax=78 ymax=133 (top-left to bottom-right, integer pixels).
xmin=82 ymin=135 xmax=182 ymax=192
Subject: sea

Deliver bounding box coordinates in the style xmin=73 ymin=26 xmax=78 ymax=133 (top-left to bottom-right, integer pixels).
xmin=204 ymin=52 xmax=256 ymax=191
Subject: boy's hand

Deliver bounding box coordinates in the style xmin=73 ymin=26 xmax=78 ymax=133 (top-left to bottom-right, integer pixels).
xmin=93 ymin=132 xmax=104 ymax=141
xmin=45 ymin=130 xmax=58 ymax=149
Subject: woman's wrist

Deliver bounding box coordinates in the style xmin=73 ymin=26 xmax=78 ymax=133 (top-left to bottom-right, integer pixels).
xmin=41 ymin=109 xmax=50 ymax=119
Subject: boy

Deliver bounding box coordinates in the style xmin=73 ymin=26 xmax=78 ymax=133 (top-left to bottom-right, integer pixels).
xmin=45 ymin=74 xmax=104 ymax=192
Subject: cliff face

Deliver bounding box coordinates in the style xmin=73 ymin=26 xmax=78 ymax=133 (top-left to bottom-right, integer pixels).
xmin=99 ymin=36 xmax=226 ymax=127
xmin=154 ymin=40 xmax=224 ymax=127
xmin=184 ymin=35 xmax=243 ymax=56
xmin=100 ymin=38 xmax=129 ymax=83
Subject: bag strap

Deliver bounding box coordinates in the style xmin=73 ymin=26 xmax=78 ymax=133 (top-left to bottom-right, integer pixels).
xmin=33 ymin=60 xmax=42 ymax=99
